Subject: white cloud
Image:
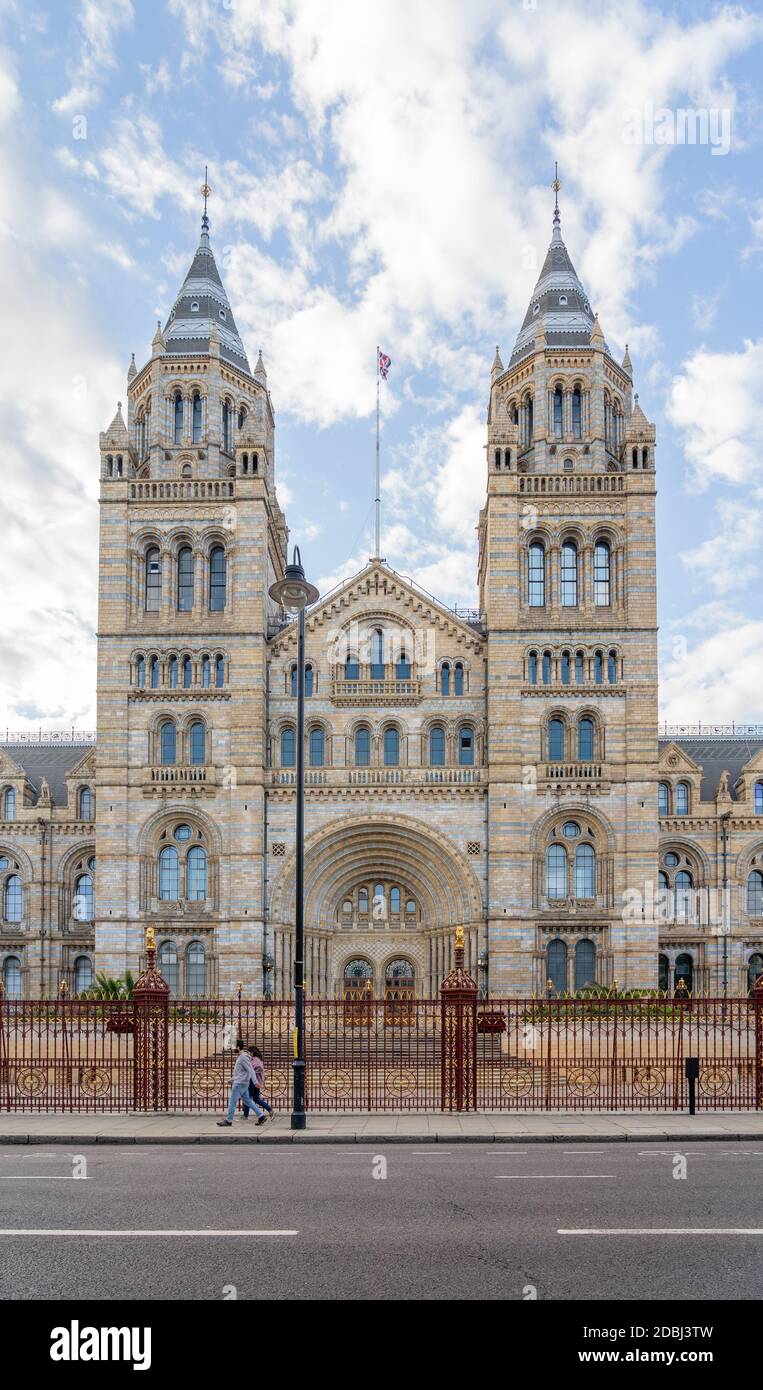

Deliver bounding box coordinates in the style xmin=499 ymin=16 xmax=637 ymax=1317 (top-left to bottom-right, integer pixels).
xmin=52 ymin=0 xmax=134 ymax=115
xmin=667 ymin=338 xmax=763 ymax=487
xmin=661 ymin=611 xmax=763 ymax=723
xmin=680 ymin=501 xmax=761 ymax=595
xmin=691 ymin=289 xmax=721 ymax=331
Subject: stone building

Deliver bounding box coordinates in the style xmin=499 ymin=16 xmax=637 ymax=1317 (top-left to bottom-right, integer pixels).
xmin=2 ymin=195 xmax=762 ymax=999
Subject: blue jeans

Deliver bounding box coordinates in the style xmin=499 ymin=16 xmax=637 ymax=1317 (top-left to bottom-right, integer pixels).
xmin=243 ymin=1082 xmax=273 ymax=1118
xmin=226 ymin=1081 xmax=262 ymax=1122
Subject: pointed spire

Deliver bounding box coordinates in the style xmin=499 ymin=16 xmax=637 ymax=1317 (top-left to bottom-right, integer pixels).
xmin=127 ymin=352 xmax=137 ymax=382
xmin=254 ymin=349 xmax=267 ymax=385
xmin=152 ymin=319 xmax=165 ymax=357
xmin=491 ymin=345 xmax=503 ymax=379
xmin=551 ymin=160 xmax=562 ymax=244
xmin=590 ymin=313 xmax=605 ymax=349
xmin=622 ymin=343 xmax=633 ymax=376
xmin=100 ymin=400 xmax=129 ymax=447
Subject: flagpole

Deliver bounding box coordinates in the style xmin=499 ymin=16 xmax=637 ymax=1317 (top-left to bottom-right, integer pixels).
xmin=375 ymin=344 xmax=381 ymax=560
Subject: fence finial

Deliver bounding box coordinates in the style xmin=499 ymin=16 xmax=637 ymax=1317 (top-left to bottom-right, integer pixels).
xmin=59 ymin=979 xmax=68 ymax=998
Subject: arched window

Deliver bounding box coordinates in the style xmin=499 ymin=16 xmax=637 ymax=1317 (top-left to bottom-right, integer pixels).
xmin=553 ymin=385 xmax=563 ymax=438
xmin=528 ymin=652 xmax=538 ymax=685
xmin=441 ymin=662 xmax=450 ymax=696
xmin=675 ymin=782 xmax=689 ymax=816
xmin=209 ymin=546 xmax=226 ymax=611
xmin=174 ymin=392 xmax=183 ymax=444
xmin=149 ymin=655 xmax=159 ymax=689
xmin=79 ymin=787 xmax=93 ymax=819
xmin=454 ymin=662 xmax=464 ymax=695
xmin=748 ymin=953 xmax=763 ymax=992
xmin=355 ymin=726 xmax=371 ymax=767
xmin=74 ymin=956 xmax=93 ymax=994
xmin=548 ymin=718 xmax=565 ymax=762
xmin=373 ymin=884 xmax=386 ymax=920
xmin=305 ymin=665 xmax=314 ymax=697
xmin=459 ymin=727 xmax=474 ymax=767
xmin=159 ymin=847 xmax=179 ymax=901
xmin=383 ymin=727 xmax=399 ymax=767
xmin=390 ymin=887 xmax=401 ymax=915
xmin=215 ymin=655 xmax=225 ymax=688
xmin=430 ymin=725 xmax=446 ymax=767
xmin=187 ymin=941 xmax=206 ymax=997
xmin=2 ymin=788 xmax=15 ymax=821
xmin=136 ymin=655 xmax=146 ymax=688
xmin=608 ymin=650 xmax=617 ymax=684
xmin=145 ymin=547 xmax=161 ymax=611
xmin=594 ymin=651 xmax=603 ymax=684
xmin=396 ymin=648 xmax=411 ymax=680
xmin=659 ymin=783 xmax=670 ymax=816
xmin=547 ymin=939 xmax=567 ymax=993
xmin=658 ymin=870 xmax=670 ymax=919
xmin=755 ymin=782 xmax=763 ymax=815
xmin=2 ymin=955 xmax=21 ymax=998
xmin=281 ymin=728 xmax=296 ymax=768
xmin=675 ymin=869 xmax=693 ymax=921
xmin=345 ymin=654 xmax=359 ymax=681
xmin=201 ymin=655 xmax=211 ymax=688
xmin=177 ymin=545 xmax=194 ymax=611
xmin=4 ymin=874 xmax=22 ymax=922
xmin=168 ymin=656 xmax=178 ymax=689
xmin=158 ymin=940 xmax=179 ymax=995
xmin=578 ymin=718 xmax=594 ymax=762
xmin=594 ymin=541 xmax=611 ymax=606
xmin=189 ymin=721 xmax=205 ymax=766
xmin=309 ymin=727 xmax=325 ymax=767
xmin=659 ymin=953 xmax=670 ymax=992
xmin=222 ymin=400 xmax=232 ymax=454
xmin=358 ymin=888 xmax=369 ymax=914
xmin=574 ymin=843 xmax=596 ymax=899
xmin=73 ymin=873 xmax=94 ymax=922
xmin=542 ymin=651 xmax=551 ymax=685
xmin=747 ymin=871 xmax=763 ymax=916
xmin=528 ymin=542 xmax=545 ymax=606
xmin=571 ymin=386 xmax=582 ymax=438
xmin=192 ymin=392 xmax=202 ymax=444
xmin=370 ymin=629 xmax=385 ymax=679
xmin=546 ymin=845 xmax=567 ymax=899
xmin=561 ymin=651 xmax=570 ymax=686
xmin=182 ymin=656 xmax=192 ymax=689
xmin=159 ymin=721 xmax=176 ymax=765
xmin=575 ymin=650 xmax=584 ymax=685
xmin=674 ymin=953 xmax=693 ymax=994
xmin=560 ymin=542 xmax=577 ymax=606
xmin=526 ymin=395 xmax=534 ymax=442
xmin=187 ymin=846 xmax=207 ymax=900
xmin=574 ymin=939 xmax=596 ymax=991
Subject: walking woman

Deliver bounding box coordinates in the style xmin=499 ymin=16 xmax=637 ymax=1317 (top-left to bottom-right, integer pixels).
xmin=243 ymin=1045 xmax=274 ymax=1120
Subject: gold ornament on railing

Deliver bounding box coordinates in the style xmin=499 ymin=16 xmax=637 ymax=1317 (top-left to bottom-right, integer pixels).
xmin=455 ymin=925 xmax=465 ymax=951
xmin=146 ymin=926 xmax=156 ymax=953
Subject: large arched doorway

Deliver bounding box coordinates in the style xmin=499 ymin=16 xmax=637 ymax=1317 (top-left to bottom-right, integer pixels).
xmin=674 ymin=952 xmax=693 ymax=994
xmin=747 ymin=953 xmax=763 ymax=994
xmin=385 ymin=957 xmax=415 ymax=1001
xmin=343 ymin=958 xmax=374 ymax=1000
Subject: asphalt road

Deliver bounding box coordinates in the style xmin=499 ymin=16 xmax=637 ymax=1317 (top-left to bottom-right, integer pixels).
xmin=1 ymin=1142 xmax=762 ymax=1300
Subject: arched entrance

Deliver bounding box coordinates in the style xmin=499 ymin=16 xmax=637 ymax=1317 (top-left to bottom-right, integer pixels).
xmin=547 ymin=939 xmax=567 ymax=995
xmin=674 ymin=952 xmax=693 ymax=994
xmin=385 ymin=957 xmax=415 ymax=1002
xmin=748 ymin=953 xmax=763 ymax=994
xmin=343 ymin=958 xmax=373 ymax=1000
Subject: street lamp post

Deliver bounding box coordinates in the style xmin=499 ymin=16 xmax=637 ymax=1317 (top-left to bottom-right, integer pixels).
xmin=269 ymin=547 xmax=319 ymax=1131
xmin=720 ymin=810 xmax=731 ymax=1005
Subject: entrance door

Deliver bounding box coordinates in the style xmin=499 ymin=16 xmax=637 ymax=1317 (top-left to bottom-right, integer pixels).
xmin=385 ymin=958 xmax=415 ymax=1002
xmin=343 ymin=958 xmax=374 ymax=1000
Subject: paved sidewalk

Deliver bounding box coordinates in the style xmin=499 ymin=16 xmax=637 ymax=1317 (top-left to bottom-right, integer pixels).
xmin=1 ymin=1111 xmax=763 ymax=1144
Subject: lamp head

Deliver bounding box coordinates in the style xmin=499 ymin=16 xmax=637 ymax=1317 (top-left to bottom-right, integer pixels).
xmin=268 ymin=545 xmax=319 ymax=613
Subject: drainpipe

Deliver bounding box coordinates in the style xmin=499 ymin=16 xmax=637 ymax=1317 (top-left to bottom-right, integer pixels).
xmin=720 ymin=810 xmax=731 ymax=1004
xmin=262 ymin=652 xmax=271 ymax=998
xmin=479 ymin=784 xmax=490 ymax=998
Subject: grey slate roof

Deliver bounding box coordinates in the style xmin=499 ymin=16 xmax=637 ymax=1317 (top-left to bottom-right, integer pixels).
xmin=163 ymin=217 xmax=251 ymax=375
xmin=1 ymin=744 xmax=93 ymax=807
xmin=660 ymin=737 xmax=763 ymax=803
xmin=510 ymin=207 xmax=610 ymax=365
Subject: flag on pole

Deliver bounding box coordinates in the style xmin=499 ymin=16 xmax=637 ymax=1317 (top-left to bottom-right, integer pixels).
xmin=378 ymin=350 xmax=391 ymax=380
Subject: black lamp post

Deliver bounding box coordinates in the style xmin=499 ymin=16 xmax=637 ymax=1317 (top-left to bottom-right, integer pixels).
xmin=269 ymin=547 xmax=319 ymax=1130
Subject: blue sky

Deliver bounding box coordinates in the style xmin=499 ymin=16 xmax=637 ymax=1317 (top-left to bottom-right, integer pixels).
xmin=1 ymin=0 xmax=762 ymax=731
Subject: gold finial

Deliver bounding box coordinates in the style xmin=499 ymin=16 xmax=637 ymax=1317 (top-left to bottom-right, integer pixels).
xmin=59 ymin=979 xmax=68 ymax=997
xmin=237 ymin=980 xmax=243 ymax=995
xmin=201 ymin=165 xmax=211 ymax=229
xmin=612 ymin=979 xmax=619 ymax=993
xmin=363 ymin=978 xmax=372 ymax=995
xmin=552 ymin=160 xmax=561 ymax=212
xmin=455 ymin=925 xmax=465 ymax=950
xmin=146 ymin=926 xmax=156 ymax=952
xmin=546 ymin=978 xmax=554 ymax=992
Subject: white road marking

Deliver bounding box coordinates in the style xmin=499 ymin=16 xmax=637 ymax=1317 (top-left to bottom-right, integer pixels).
xmin=495 ymin=1174 xmax=616 ymax=1179
xmin=559 ymin=1228 xmax=763 ymax=1236
xmin=0 ymin=1176 xmax=89 ymax=1181
xmin=0 ymin=1228 xmax=298 ymax=1237
xmin=0 ymin=1153 xmax=57 ymax=1160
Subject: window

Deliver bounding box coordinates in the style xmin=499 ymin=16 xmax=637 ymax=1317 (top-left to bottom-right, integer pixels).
xmin=454 ymin=662 xmax=464 ymax=695
xmin=528 ymin=542 xmax=545 ymax=606
xmin=459 ymin=727 xmax=474 ymax=766
xmin=574 ymin=843 xmax=596 ymax=899
xmin=174 ymin=392 xmax=183 ymax=444
xmin=2 ymin=788 xmax=15 ymax=820
xmin=675 ymin=870 xmax=693 ymax=921
xmin=547 ymin=939 xmax=567 ymax=994
xmin=4 ymin=874 xmax=22 ymax=922
xmin=309 ymin=728 xmax=325 ymax=767
xmin=187 ymin=846 xmax=207 ymax=900
xmin=542 ymin=651 xmax=551 ymax=685
xmin=548 ymin=719 xmax=565 ymax=762
xmin=575 ymin=651 xmax=584 ymax=685
xmin=441 ymin=663 xmax=450 ymax=696
xmin=222 ymin=400 xmax=232 ymax=454
xmin=177 ymin=546 xmax=194 ymax=611
xmin=546 ymin=845 xmax=567 ymax=898
xmin=192 ymin=392 xmax=202 ymax=444
xmin=659 ymin=783 xmax=670 ymax=816
xmin=238 ymin=407 xmax=246 ymax=431
xmin=553 ymin=386 xmax=563 ymax=439
xmin=160 ymin=721 xmax=176 ymax=765
xmin=571 ymin=387 xmax=582 ymax=439
xmin=187 ymin=942 xmax=206 ymax=996
xmin=290 ymin=665 xmax=313 ymax=696
xmin=371 ymin=629 xmax=385 ymax=679
xmin=74 ymin=956 xmax=93 ymax=994
xmin=747 ymin=871 xmax=763 ymax=916
xmin=2 ymin=955 xmax=21 ymax=998
xmin=355 ymin=726 xmax=371 ymax=767
xmin=383 ymin=727 xmax=399 ymax=766
xmin=755 ymin=782 xmax=763 ymax=815
xmin=608 ymin=650 xmax=617 ymax=684
xmin=390 ymin=887 xmax=401 ymax=915
xmin=145 ymin=547 xmax=161 ymax=611
xmin=528 ymin=652 xmax=538 ymax=685
xmin=201 ymin=655 xmax=211 ymax=688
xmin=574 ymin=939 xmax=596 ymax=991
xmin=150 ymin=656 xmax=159 ymax=689
xmin=359 ymin=889 xmax=369 ymax=914
xmin=748 ymin=953 xmax=763 ymax=992
xmin=169 ymin=656 xmax=178 ymax=689
xmin=182 ymin=656 xmax=192 ymax=689
xmin=159 ymin=847 xmax=179 ymax=901
xmin=659 ymin=953 xmax=670 ymax=992
xmin=674 ymin=953 xmax=693 ymax=994
xmin=345 ymin=655 xmax=359 ymax=681
xmin=560 ymin=542 xmax=577 ymax=606
xmin=526 ymin=395 xmax=534 ymax=442
xmin=73 ymin=873 xmax=94 ymax=922
xmin=209 ymin=546 xmax=226 ymax=611
xmin=189 ymin=721 xmax=205 ymax=766
xmin=675 ymin=782 xmax=689 ymax=816
xmin=594 ymin=651 xmax=603 ymax=684
xmin=396 ymin=650 xmax=411 ymax=680
xmin=281 ymin=728 xmax=296 ymax=768
xmin=136 ymin=655 xmax=146 ymax=688
xmin=561 ymin=651 xmax=570 ymax=686
xmin=578 ymin=718 xmax=594 ymax=762
xmin=430 ymin=725 xmax=446 ymax=767
xmin=158 ymin=941 xmax=179 ymax=995
xmin=562 ymin=821 xmax=580 ymax=839
xmin=215 ymin=655 xmax=225 ymax=689
xmin=594 ymin=541 xmax=611 ymax=606
xmin=406 ymin=899 xmax=416 ymax=915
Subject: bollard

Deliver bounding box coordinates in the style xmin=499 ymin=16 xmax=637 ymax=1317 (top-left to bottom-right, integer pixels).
xmin=685 ymin=1056 xmax=699 ymax=1115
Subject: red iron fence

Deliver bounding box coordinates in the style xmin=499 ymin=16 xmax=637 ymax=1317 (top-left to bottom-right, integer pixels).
xmin=1 ymin=939 xmax=762 ymax=1114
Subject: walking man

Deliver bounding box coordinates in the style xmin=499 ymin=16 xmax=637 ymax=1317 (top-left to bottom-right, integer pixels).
xmin=243 ymin=1045 xmax=273 ymax=1120
xmin=217 ymin=1040 xmax=265 ymax=1126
